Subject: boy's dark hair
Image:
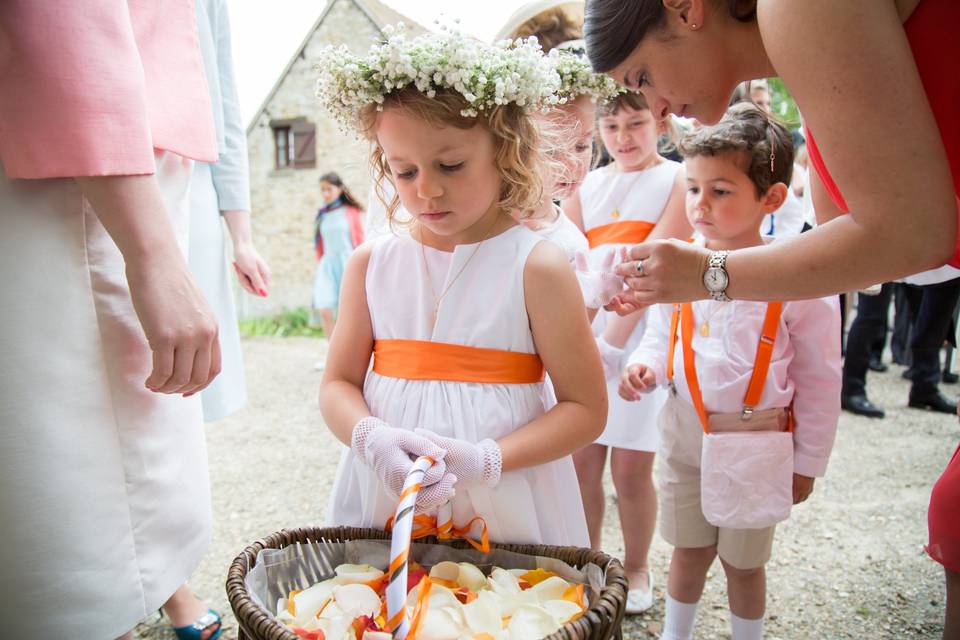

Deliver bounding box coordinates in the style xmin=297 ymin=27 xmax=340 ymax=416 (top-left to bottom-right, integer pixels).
xmin=678 ymin=102 xmax=794 ymax=198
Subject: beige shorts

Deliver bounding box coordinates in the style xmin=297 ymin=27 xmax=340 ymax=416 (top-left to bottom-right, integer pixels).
xmin=656 ymin=391 xmax=776 ymax=570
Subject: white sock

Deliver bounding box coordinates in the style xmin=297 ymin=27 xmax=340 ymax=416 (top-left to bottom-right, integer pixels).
xmin=730 ymin=611 xmax=764 ymax=640
xmin=661 ymin=594 xmax=698 ymax=640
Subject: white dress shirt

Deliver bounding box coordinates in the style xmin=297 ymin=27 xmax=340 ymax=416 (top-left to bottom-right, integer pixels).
xmin=629 ymin=293 xmax=842 ymax=477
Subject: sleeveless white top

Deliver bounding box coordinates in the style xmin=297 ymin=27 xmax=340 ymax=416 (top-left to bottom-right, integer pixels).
xmin=529 ymin=204 xmax=588 ymax=262
xmin=578 ymin=160 xmax=681 ymax=450
xmin=326 ymin=225 xmax=590 ymax=546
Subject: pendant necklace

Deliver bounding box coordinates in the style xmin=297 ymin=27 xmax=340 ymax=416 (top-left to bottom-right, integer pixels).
xmin=697 ymin=301 xmax=725 ymax=338
xmin=419 ymin=217 xmax=500 ymax=328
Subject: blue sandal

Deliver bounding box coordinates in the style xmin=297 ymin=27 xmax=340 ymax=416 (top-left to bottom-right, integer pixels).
xmin=172 ymin=609 xmax=222 ymax=640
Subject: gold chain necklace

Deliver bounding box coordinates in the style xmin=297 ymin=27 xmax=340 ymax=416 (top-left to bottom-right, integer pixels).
xmin=419 ymin=216 xmax=501 ymax=328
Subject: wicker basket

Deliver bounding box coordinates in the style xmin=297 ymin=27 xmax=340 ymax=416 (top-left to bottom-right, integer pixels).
xmin=226 ymin=526 xmax=628 ymax=640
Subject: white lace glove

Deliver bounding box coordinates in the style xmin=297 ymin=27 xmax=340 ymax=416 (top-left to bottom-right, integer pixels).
xmin=415 ymin=430 xmax=502 ymax=488
xmin=351 ymin=417 xmax=455 ymax=510
xmin=574 ymin=248 xmax=626 ymax=309
xmin=597 ymin=336 xmax=625 ymax=381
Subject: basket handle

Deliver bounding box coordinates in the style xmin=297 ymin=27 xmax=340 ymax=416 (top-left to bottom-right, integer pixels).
xmin=384 ymin=455 xmax=442 ymax=639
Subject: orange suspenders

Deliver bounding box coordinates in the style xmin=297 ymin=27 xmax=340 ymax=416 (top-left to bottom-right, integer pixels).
xmin=667 ymin=302 xmax=786 ymax=433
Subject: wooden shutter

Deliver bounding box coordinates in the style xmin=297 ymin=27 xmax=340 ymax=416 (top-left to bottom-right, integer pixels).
xmin=292 ymin=120 xmax=316 ymax=169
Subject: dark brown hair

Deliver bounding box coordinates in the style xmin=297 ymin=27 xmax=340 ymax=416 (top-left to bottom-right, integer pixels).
xmin=584 ymin=0 xmax=757 ymax=72
xmin=597 ymin=91 xmax=680 ymax=151
xmin=678 ymin=102 xmax=794 ymax=198
xmin=597 ymin=90 xmax=650 ymax=117
xmin=319 ymin=172 xmax=363 ymax=210
xmin=510 ymin=7 xmax=583 ymax=52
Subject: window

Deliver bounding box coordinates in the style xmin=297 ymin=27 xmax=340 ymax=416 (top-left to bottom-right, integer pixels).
xmin=271 ymin=118 xmax=316 ymax=170
xmin=274 ymin=126 xmax=292 ymax=168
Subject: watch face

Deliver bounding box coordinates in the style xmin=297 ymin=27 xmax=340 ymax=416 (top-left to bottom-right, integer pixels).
xmin=704 ymin=267 xmax=728 ymax=291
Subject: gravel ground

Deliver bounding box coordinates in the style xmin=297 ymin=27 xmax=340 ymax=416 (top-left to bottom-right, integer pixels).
xmin=134 ymin=335 xmax=957 ymax=639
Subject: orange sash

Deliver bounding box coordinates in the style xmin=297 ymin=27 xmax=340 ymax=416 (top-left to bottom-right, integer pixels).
xmin=667 ymin=302 xmax=787 ymax=433
xmin=372 ymin=339 xmax=545 ymax=384
xmin=585 ymin=220 xmax=655 ymax=248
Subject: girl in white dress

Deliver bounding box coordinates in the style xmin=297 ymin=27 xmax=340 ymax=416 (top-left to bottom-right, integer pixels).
xmin=563 ymin=90 xmax=687 ymax=612
xmin=317 ymin=30 xmax=607 ymax=547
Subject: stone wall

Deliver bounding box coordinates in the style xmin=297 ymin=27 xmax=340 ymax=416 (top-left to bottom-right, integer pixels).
xmin=243 ymin=0 xmax=387 ymax=318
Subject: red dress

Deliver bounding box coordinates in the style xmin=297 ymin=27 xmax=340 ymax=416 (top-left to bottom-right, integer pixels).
xmin=806 ymin=0 xmax=960 ymax=573
xmin=806 ymin=0 xmax=960 ymax=264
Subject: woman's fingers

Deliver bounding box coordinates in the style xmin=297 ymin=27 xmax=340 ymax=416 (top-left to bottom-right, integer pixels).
xmin=232 ymin=261 xmax=257 ymax=295
xmin=614 ymin=240 xmax=712 ymax=303
xmin=258 ymin=257 xmax=273 ymax=288
xmin=146 ymin=341 xmax=176 ymax=391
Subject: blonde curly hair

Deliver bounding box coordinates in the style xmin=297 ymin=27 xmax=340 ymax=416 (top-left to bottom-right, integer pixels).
xmin=360 ymin=87 xmax=550 ymax=226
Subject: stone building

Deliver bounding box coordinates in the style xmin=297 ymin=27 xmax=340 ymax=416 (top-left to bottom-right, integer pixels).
xmin=244 ymin=0 xmax=428 ymax=317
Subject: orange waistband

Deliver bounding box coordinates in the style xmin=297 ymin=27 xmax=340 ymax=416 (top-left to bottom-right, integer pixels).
xmin=372 ymin=339 xmax=545 ymax=384
xmin=586 ymin=220 xmax=655 ymax=248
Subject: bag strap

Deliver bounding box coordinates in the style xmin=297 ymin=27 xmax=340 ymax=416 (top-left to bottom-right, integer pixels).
xmin=668 ymin=301 xmax=785 ymax=433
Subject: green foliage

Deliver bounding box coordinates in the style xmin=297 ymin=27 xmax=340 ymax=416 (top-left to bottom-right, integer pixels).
xmin=768 ymin=77 xmax=802 ymax=130
xmin=239 ymin=307 xmax=325 ymax=338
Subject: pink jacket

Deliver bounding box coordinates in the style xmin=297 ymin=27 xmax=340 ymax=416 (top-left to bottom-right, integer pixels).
xmin=0 ymin=0 xmax=217 ymax=179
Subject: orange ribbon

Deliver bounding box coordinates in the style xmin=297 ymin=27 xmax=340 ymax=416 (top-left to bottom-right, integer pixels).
xmin=585 ymin=220 xmax=655 ymax=248
xmin=373 ymin=340 xmax=544 ymax=385
xmin=385 ymin=513 xmax=491 ymax=554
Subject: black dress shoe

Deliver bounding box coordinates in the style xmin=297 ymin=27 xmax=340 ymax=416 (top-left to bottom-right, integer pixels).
xmin=842 ymin=394 xmax=886 ymax=418
xmin=908 ymin=390 xmax=958 ymax=414
xmin=868 ymin=356 xmax=889 ymax=373
xmin=943 ymin=371 xmax=959 ymax=384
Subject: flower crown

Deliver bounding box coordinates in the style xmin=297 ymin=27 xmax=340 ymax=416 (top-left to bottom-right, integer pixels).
xmin=548 ymin=48 xmax=624 ymax=104
xmin=316 ymin=25 xmax=562 ymax=130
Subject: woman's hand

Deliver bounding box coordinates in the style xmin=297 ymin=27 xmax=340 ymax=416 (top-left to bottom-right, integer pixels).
xmin=223 ymin=210 xmax=271 ymax=297
xmin=126 ymin=253 xmax=222 ymax=395
xmin=232 ymin=241 xmax=271 ymax=297
xmin=615 ymin=239 xmax=712 ymax=304
xmin=75 ymin=174 xmax=222 ymax=396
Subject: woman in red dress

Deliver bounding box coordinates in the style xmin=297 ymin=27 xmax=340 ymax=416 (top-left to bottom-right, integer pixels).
xmin=582 ymin=0 xmax=960 ymax=637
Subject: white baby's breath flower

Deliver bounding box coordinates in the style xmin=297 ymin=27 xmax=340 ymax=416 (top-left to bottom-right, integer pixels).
xmin=315 ymin=24 xmax=561 ymax=132
xmin=547 ymin=49 xmax=624 ymax=104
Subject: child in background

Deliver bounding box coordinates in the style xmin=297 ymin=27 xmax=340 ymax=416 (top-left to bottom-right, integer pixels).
xmin=620 ymin=103 xmax=841 ymax=640
xmin=316 ymin=29 xmax=606 ymax=546
xmin=564 ymin=89 xmax=687 ymax=613
xmin=313 ymin=172 xmax=364 ymax=343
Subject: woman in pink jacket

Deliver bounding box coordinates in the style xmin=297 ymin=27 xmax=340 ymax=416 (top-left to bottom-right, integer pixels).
xmin=0 ymin=2 xmax=221 ymax=638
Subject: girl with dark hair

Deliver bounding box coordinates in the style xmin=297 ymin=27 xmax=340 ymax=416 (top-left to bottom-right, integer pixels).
xmin=583 ymin=1 xmax=960 ymax=637
xmin=313 ymin=172 xmax=364 ymax=351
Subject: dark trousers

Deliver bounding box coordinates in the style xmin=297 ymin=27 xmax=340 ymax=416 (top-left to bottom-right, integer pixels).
xmin=842 ymin=283 xmax=894 ymax=397
xmin=891 ymin=283 xmax=912 ymax=365
xmin=902 ymin=277 xmax=960 ymax=396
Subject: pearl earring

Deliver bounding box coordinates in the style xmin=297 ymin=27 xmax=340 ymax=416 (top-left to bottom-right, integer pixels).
xmin=691 ymin=23 xmax=698 ymax=29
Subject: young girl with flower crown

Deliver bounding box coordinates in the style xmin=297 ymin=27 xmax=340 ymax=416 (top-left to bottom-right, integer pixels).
xmin=563 ymin=89 xmax=688 ymax=614
xmin=316 ymin=29 xmax=607 ymax=547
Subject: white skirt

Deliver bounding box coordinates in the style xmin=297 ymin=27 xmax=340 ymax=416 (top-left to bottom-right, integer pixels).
xmin=327 ymin=373 xmax=590 ymax=548
xmin=0 ymin=153 xmax=212 ymax=639
xmin=593 ymin=310 xmax=664 ymax=452
xmin=188 ymin=161 xmax=247 ymax=422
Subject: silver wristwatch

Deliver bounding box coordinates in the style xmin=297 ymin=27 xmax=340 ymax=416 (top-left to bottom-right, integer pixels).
xmin=703 ymin=250 xmax=731 ymax=301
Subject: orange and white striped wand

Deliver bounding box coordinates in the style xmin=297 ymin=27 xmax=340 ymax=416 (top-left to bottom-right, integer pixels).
xmin=384 ymin=455 xmax=436 ymax=639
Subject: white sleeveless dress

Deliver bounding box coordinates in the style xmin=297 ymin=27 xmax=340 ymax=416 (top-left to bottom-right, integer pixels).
xmin=579 ymin=160 xmax=681 ymax=451
xmin=326 ymin=225 xmax=590 ymax=547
